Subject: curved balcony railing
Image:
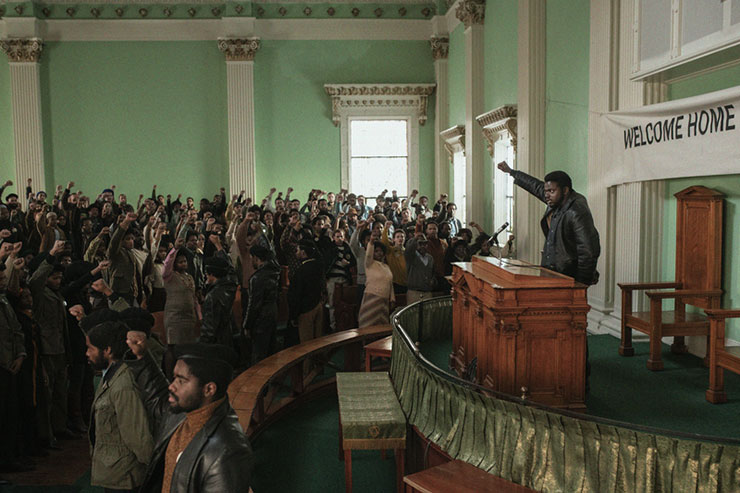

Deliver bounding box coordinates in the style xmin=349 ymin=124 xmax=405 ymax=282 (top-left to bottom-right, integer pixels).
xmin=390 ymin=296 xmax=740 ymax=493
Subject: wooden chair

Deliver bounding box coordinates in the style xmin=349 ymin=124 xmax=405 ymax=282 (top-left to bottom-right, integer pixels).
xmin=705 ymin=309 xmax=740 ymax=403
xmin=618 ymin=186 xmax=724 ymax=370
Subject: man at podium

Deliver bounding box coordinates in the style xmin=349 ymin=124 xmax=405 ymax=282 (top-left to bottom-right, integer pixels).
xmin=496 ymin=162 xmax=600 ymax=286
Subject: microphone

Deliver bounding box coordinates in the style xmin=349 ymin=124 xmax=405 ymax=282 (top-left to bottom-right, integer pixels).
xmin=490 ymin=222 xmax=509 ymax=245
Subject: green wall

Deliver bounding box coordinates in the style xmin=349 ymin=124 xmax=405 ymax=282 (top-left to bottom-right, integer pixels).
xmin=447 ymin=23 xmax=466 ymax=127
xmin=483 ymin=0 xmax=518 ymax=230
xmin=0 ymin=61 xmax=15 ymax=187
xmin=253 ymin=40 xmax=436 ymax=201
xmin=40 ymin=41 xmax=228 ymax=201
xmin=663 ymin=65 xmax=740 ymax=340
xmin=544 ymin=0 xmax=590 ymax=195
xmin=483 ymin=0 xmax=517 ymax=111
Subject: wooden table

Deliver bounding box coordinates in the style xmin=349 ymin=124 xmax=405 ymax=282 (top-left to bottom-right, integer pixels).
xmin=403 ymin=459 xmax=535 ymax=492
xmin=364 ymin=335 xmax=393 ymax=372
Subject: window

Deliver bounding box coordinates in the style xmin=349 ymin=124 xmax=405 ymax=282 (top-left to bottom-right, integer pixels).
xmin=492 ymin=139 xmax=515 ymax=238
xmin=349 ymin=119 xmax=409 ymax=198
xmin=324 ymin=84 xmax=435 ymax=196
xmin=452 ymin=151 xmax=466 ymax=224
xmin=477 ymin=105 xmax=517 ymax=246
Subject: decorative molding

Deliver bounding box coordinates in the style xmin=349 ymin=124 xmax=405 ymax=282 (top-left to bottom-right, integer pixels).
xmin=476 ymin=105 xmax=517 ymax=156
xmin=217 ymin=37 xmax=261 ymax=61
xmin=38 ymin=19 xmax=432 ymax=41
xmin=0 ymin=37 xmax=43 ymax=63
xmin=455 ymin=0 xmax=484 ymax=28
xmin=429 ymin=35 xmax=449 ymax=60
xmin=324 ymin=84 xmax=436 ymax=126
xmin=37 ymin=0 xmax=433 ymax=3
xmin=440 ymin=124 xmax=465 ymax=159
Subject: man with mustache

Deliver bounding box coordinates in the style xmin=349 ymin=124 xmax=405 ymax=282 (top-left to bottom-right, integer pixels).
xmin=125 ymin=340 xmax=253 ymax=493
xmin=85 ymin=321 xmax=153 ymax=493
xmin=497 ymin=161 xmax=600 ymax=286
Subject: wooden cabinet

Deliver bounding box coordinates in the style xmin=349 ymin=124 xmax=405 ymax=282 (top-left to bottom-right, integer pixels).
xmin=450 ymin=256 xmax=590 ymax=410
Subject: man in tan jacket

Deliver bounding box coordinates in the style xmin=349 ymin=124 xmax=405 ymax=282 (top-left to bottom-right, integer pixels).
xmin=86 ymin=321 xmax=153 ymax=493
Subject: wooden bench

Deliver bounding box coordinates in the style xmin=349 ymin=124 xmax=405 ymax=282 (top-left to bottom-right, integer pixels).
xmin=364 ymin=335 xmax=392 ymax=372
xmin=228 ymin=324 xmax=392 ymax=436
xmin=403 ymin=460 xmax=535 ymax=492
xmin=337 ymin=372 xmax=406 ymax=493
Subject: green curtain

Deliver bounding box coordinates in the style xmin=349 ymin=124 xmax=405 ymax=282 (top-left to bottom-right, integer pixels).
xmin=390 ymin=299 xmax=740 ymax=492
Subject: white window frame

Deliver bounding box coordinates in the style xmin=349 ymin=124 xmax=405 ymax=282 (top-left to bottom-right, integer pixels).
xmin=324 ymin=84 xmax=436 ymax=194
xmin=476 ymin=105 xmax=517 ymax=237
xmin=440 ymin=124 xmax=466 ymax=222
xmin=632 ymin=0 xmax=740 ymax=80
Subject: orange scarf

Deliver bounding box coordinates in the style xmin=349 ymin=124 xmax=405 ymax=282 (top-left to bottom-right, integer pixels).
xmin=161 ymin=396 xmax=225 ymax=493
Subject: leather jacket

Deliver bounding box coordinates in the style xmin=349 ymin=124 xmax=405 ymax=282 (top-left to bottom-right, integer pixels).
xmin=127 ymin=353 xmax=254 ymax=493
xmin=512 ymin=170 xmax=601 ymax=285
xmin=199 ymin=277 xmax=238 ymax=349
xmin=244 ymin=260 xmax=281 ymax=335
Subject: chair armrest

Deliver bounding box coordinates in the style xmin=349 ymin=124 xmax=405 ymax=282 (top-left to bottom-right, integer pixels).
xmin=618 ymin=282 xmax=682 ymax=291
xmin=645 ymin=289 xmax=723 ymax=300
xmin=704 ymin=309 xmax=740 ymax=320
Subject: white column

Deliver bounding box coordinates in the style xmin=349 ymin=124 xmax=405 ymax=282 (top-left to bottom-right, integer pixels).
xmin=430 ymin=35 xmax=450 ymax=199
xmin=516 ymin=0 xmax=546 ymax=265
xmin=611 ymin=0 xmax=666 ymax=321
xmin=456 ymin=0 xmax=485 ymax=225
xmin=1 ymin=38 xmax=46 ymax=191
xmin=218 ymin=37 xmax=260 ymax=200
xmin=586 ymin=0 xmax=619 ymax=331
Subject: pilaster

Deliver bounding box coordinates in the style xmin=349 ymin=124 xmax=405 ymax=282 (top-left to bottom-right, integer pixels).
xmin=456 ymin=0 xmax=485 ymax=225
xmin=218 ymin=37 xmax=260 ymax=199
xmin=1 ymin=38 xmax=46 ymax=191
xmin=612 ymin=0 xmax=666 ymax=320
xmin=516 ymin=0 xmax=546 ymax=264
xmin=431 ymin=35 xmax=450 ymax=199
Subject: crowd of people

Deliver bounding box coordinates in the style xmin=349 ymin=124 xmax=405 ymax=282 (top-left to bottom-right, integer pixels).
xmin=0 ymin=177 xmax=510 ymax=491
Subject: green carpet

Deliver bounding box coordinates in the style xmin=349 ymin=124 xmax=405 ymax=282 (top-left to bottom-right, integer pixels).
xmin=419 ymin=334 xmax=740 ymax=439
xmin=251 ymin=395 xmax=396 ymax=493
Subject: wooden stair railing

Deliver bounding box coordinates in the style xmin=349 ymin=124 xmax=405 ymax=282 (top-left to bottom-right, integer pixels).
xmin=228 ymin=324 xmax=392 ymax=438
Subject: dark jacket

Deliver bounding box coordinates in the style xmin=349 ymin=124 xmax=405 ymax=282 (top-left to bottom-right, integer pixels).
xmin=107 ymin=224 xmax=137 ymax=298
xmin=28 ymin=257 xmax=69 ymax=355
xmin=287 ymin=257 xmax=325 ymax=318
xmin=244 ymin=260 xmax=280 ymax=335
xmin=127 ymin=354 xmax=254 ymax=493
xmin=0 ymin=293 xmax=26 ymax=370
xmin=199 ymin=277 xmax=238 ymax=349
xmin=88 ymin=362 xmax=153 ymax=490
xmin=512 ymin=170 xmax=601 ymax=285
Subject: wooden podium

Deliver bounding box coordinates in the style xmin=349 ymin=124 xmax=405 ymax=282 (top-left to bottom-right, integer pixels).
xmin=450 ymin=256 xmax=590 ymax=410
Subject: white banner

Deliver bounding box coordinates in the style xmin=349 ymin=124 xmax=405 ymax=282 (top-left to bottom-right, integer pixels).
xmin=603 ymin=85 xmax=740 ymax=186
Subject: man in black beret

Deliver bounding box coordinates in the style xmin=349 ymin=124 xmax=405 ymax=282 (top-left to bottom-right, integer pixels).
xmin=244 ymin=245 xmax=280 ymax=364
xmin=288 ymin=240 xmax=326 ymax=344
xmin=198 ymin=252 xmax=238 ymax=351
xmin=125 ymin=341 xmax=253 ymax=493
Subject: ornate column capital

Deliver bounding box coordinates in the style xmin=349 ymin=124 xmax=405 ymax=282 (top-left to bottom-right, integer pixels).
xmin=430 ymin=36 xmax=450 ymax=60
xmin=455 ymin=0 xmax=485 ymax=28
xmin=0 ymin=38 xmax=43 ymax=63
xmin=217 ymin=37 xmax=260 ymax=62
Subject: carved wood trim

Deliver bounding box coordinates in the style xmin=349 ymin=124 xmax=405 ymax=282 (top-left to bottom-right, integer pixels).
xmin=476 ymin=104 xmax=517 ymax=156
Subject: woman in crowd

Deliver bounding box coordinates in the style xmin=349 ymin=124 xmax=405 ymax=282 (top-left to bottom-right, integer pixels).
xmin=162 ymin=240 xmax=197 ymax=346
xmin=358 ymin=239 xmax=394 ymax=327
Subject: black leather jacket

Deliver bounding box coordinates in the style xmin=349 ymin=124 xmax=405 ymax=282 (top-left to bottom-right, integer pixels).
xmin=512 ymin=170 xmax=601 ymax=285
xmin=199 ymin=277 xmax=238 ymax=349
xmin=127 ymin=353 xmax=254 ymax=493
xmin=244 ymin=260 xmax=281 ymax=335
